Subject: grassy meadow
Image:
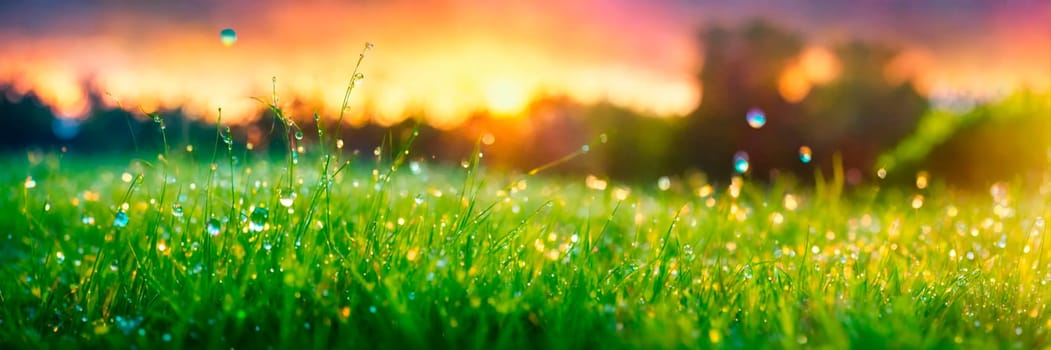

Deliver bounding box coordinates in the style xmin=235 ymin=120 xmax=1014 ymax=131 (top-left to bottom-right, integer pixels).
xmin=1 ymin=60 xmax=1049 ymax=347
xmin=1 ymin=114 xmax=1049 ymax=349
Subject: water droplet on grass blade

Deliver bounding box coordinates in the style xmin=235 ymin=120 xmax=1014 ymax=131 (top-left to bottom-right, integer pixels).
xmin=746 ymin=108 xmax=766 ymax=129
xmin=220 ymin=28 xmax=237 ymax=46
xmin=279 ymin=191 xmax=297 ymax=208
xmin=222 ymin=127 xmax=233 ymax=145
xmin=294 ymin=130 xmax=304 ymax=140
xmin=171 ymin=203 xmax=183 ymax=217
xmin=113 ymin=211 xmax=129 ymax=228
xmin=206 ymin=218 xmax=222 ymax=236
xmin=249 ymin=207 xmax=269 ymax=232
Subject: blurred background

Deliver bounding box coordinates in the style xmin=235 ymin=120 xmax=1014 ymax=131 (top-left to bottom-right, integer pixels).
xmin=1 ymin=0 xmax=1048 ymax=189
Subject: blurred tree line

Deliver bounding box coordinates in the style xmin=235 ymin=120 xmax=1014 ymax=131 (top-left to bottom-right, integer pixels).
xmin=1 ymin=20 xmax=1047 ymax=190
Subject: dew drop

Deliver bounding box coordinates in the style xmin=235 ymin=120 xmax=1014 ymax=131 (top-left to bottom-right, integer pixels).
xmin=221 ymin=127 xmax=233 ymax=145
xmin=798 ymin=146 xmax=812 ymax=164
xmin=220 ymin=28 xmax=237 ymax=46
xmin=171 ymin=203 xmax=184 ymax=217
xmin=249 ymin=207 xmax=269 ymax=232
xmin=206 ymin=218 xmax=222 ymax=236
xmin=746 ymin=108 xmax=766 ymax=129
xmin=911 ymin=194 xmax=925 ymax=209
xmin=916 ymin=171 xmax=929 ymax=190
xmin=657 ymin=176 xmax=671 ymax=191
xmin=733 ymin=151 xmax=750 ymax=174
xmin=990 ymin=182 xmax=1009 ymax=203
xmin=294 ymin=130 xmax=304 ymax=140
xmin=113 ymin=211 xmax=129 ymax=228
xmin=279 ymin=191 xmax=297 ymax=208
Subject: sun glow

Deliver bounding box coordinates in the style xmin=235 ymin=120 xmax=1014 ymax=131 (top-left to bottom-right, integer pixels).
xmin=0 ymin=1 xmax=1046 ymax=127
xmin=0 ymin=1 xmax=701 ymax=127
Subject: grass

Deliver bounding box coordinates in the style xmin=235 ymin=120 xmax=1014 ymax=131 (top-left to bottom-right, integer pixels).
xmin=1 ymin=45 xmax=1049 ymax=348
xmin=2 ymin=129 xmax=1050 ymax=349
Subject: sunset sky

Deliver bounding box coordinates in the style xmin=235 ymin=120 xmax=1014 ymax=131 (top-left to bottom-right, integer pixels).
xmin=1 ymin=0 xmax=1048 ymax=127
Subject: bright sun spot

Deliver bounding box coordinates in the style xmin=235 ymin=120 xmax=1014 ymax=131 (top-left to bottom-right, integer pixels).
xmin=484 ymin=79 xmax=529 ymax=116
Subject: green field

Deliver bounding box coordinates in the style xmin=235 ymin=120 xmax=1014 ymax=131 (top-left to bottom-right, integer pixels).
xmin=2 ymin=127 xmax=1049 ymax=349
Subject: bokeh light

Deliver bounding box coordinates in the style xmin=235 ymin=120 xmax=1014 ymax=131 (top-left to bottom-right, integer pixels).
xmin=798 ymin=146 xmax=812 ymax=164
xmin=746 ymin=108 xmax=766 ymax=129
xmin=733 ymin=151 xmax=750 ymax=174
